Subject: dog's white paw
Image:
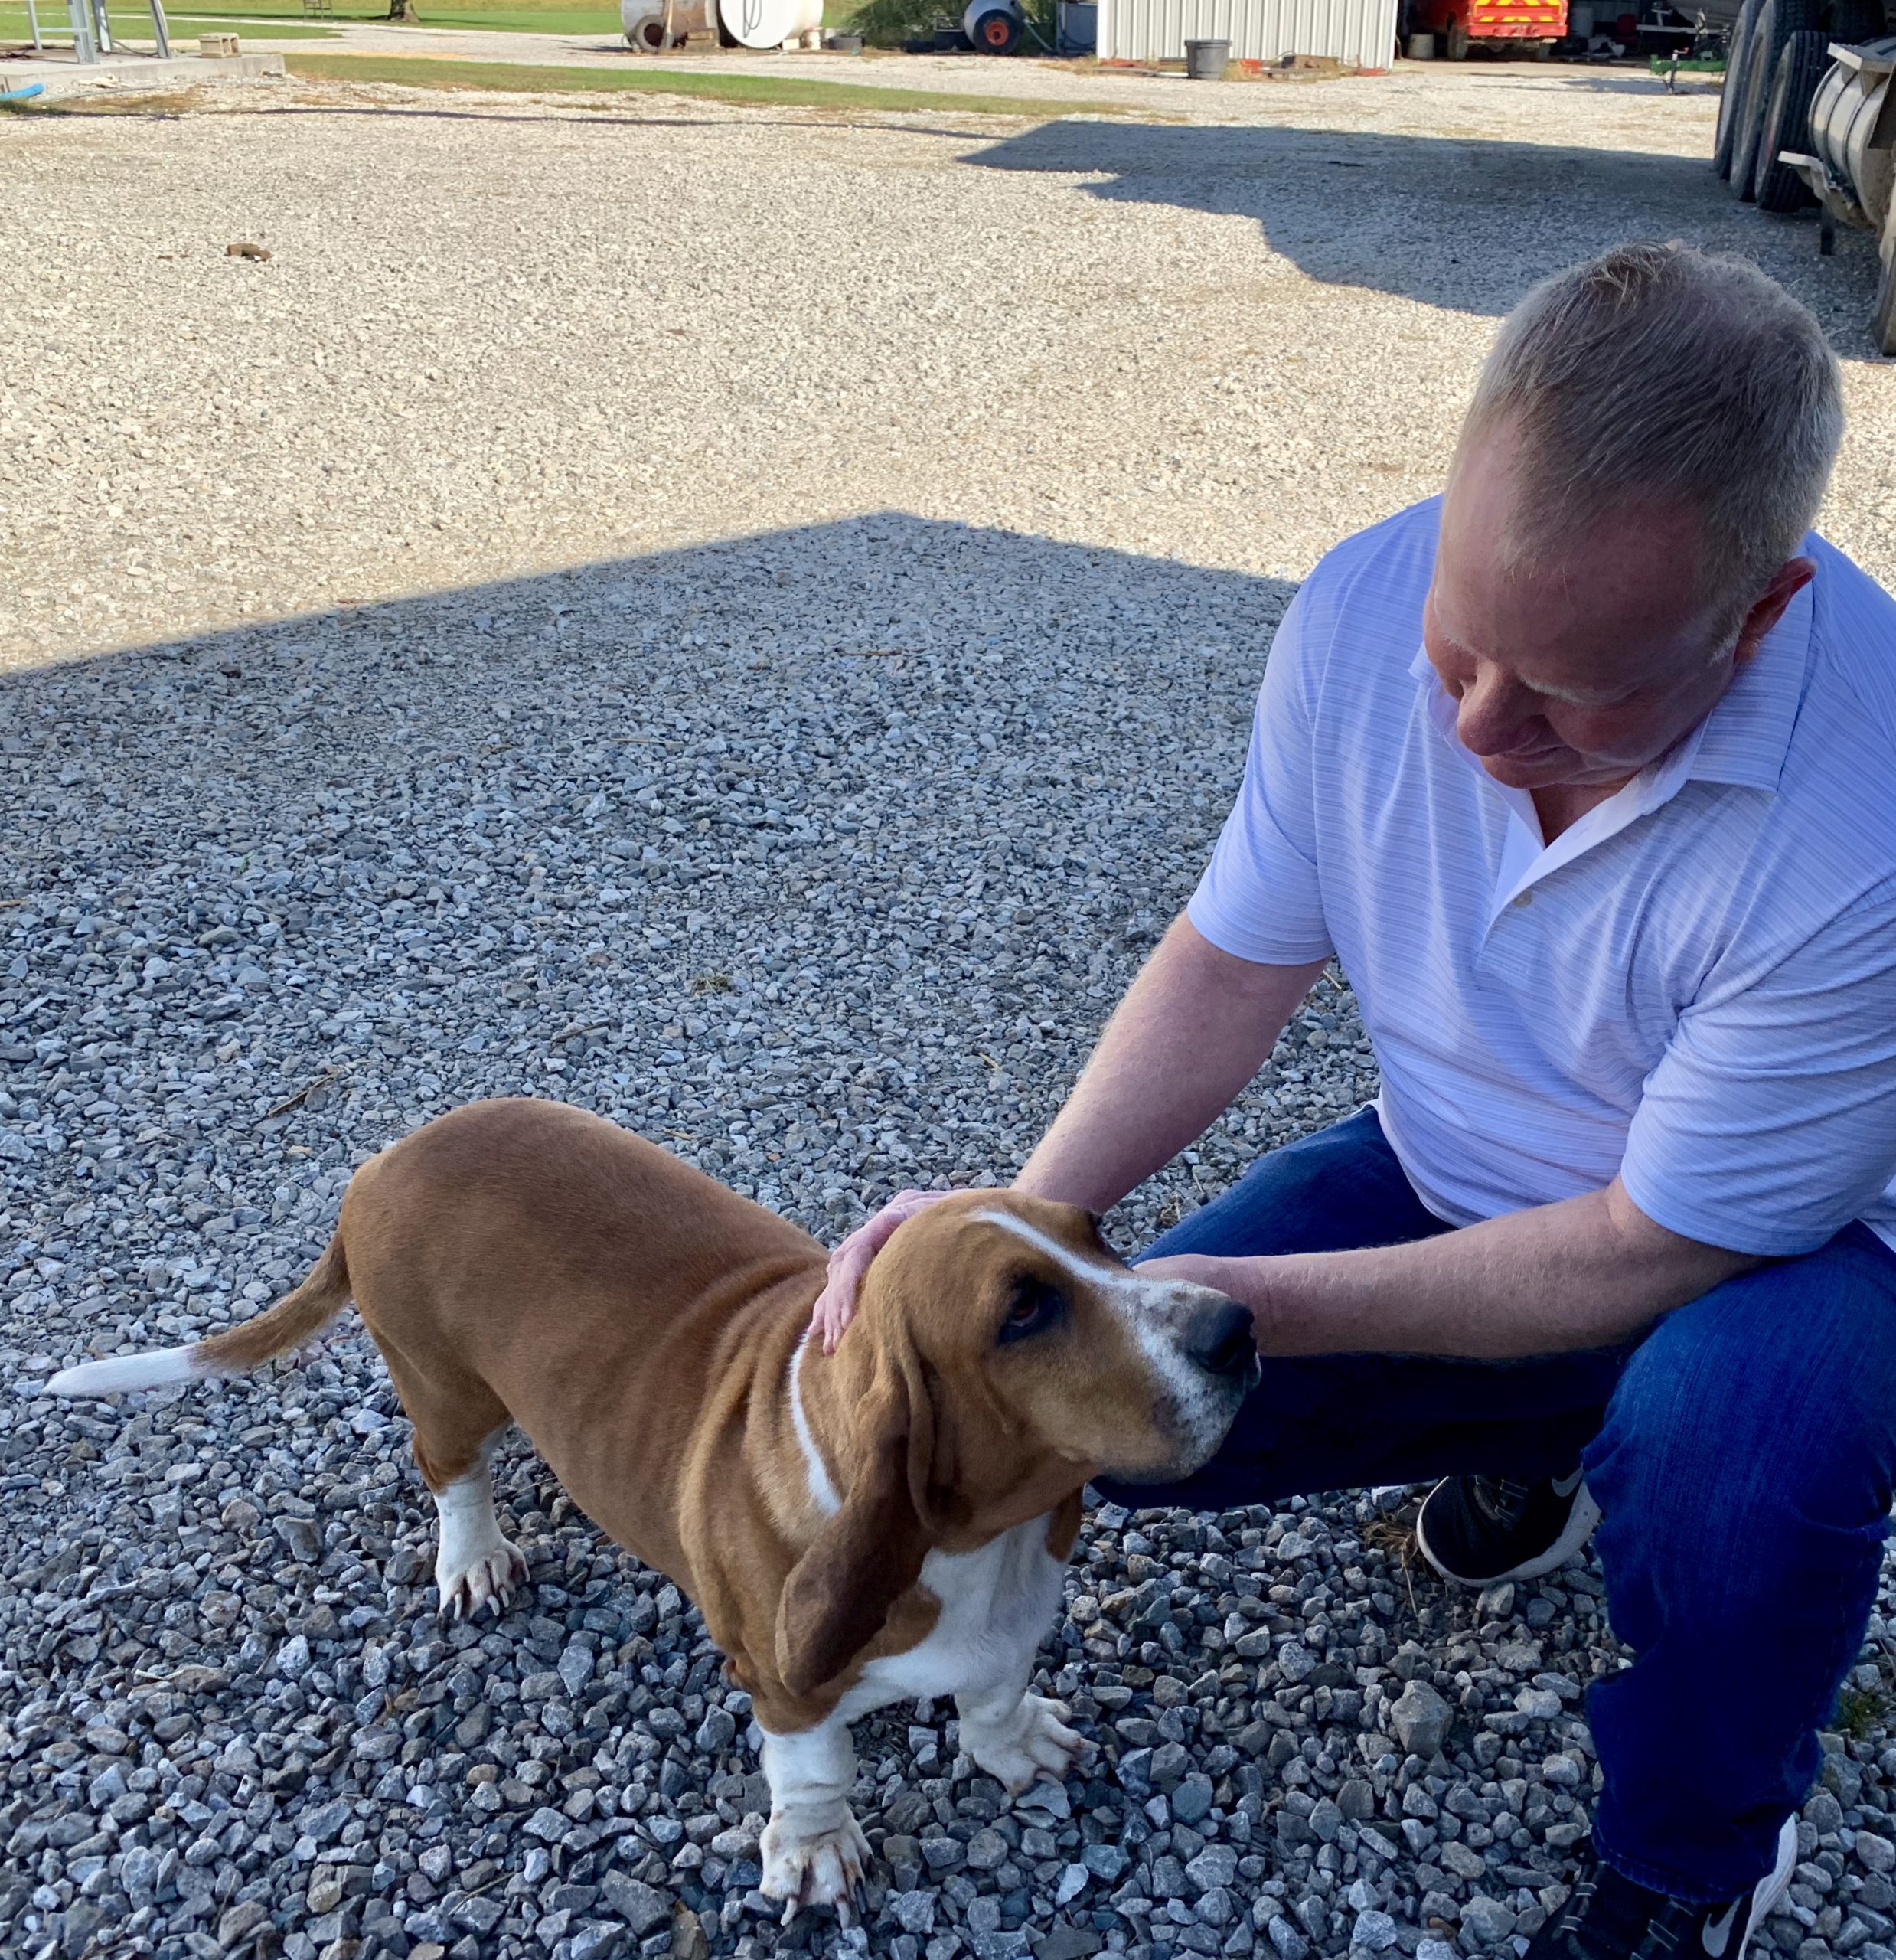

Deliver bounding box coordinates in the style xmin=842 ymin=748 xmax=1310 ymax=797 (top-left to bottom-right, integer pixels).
xmin=436 ymin=1538 xmax=527 ymax=1621
xmin=759 ymin=1808 xmax=870 ymax=1923
xmin=962 ymin=1693 xmax=1085 ymax=1796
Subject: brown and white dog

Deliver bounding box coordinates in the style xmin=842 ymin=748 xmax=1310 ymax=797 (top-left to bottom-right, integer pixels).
xmin=44 ymin=1098 xmax=1258 ymax=1916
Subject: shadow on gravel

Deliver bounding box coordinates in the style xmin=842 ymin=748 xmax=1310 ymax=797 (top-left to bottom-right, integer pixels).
xmin=966 ymin=119 xmax=1888 ymax=345
xmin=1 ymin=509 xmax=1304 ymax=1308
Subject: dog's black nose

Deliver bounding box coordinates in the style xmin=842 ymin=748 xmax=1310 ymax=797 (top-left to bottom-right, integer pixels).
xmin=1185 ymin=1298 xmax=1256 ymax=1380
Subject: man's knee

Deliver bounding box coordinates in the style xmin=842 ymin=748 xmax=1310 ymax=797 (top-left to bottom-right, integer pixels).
xmin=1144 ymin=1108 xmax=1441 ymax=1262
xmin=1586 ymin=1233 xmax=1896 ymax=1601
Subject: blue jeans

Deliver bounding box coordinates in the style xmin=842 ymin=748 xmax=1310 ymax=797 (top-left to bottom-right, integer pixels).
xmin=1096 ymin=1108 xmax=1896 ymax=1901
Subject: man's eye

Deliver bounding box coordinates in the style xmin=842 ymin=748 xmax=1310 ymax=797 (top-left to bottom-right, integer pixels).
xmin=999 ymin=1278 xmax=1066 ymax=1346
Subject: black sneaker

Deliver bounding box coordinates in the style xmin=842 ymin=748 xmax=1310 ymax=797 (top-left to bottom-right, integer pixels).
xmin=1415 ymin=1468 xmax=1602 ymax=1586
xmin=1526 ymin=1820 xmax=1797 ymax=1960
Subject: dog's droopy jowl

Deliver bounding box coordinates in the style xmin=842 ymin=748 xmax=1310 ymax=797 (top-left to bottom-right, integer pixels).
xmin=43 ymin=1098 xmax=1259 ymax=1917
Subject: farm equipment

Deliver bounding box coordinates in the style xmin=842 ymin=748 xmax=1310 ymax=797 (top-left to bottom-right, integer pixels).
xmin=1714 ymin=0 xmax=1896 ymax=353
xmin=1409 ymin=0 xmax=1566 ymax=57
xmin=962 ymin=0 xmax=1029 ymax=50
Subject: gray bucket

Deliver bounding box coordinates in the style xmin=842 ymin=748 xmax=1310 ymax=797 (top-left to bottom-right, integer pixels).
xmin=1183 ymin=35 xmax=1229 ymax=74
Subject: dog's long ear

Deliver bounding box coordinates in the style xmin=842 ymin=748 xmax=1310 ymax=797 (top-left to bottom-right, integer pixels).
xmin=775 ymin=1373 xmax=935 ymax=1698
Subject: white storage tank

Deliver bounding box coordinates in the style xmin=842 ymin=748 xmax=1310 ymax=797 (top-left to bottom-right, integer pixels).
xmin=623 ymin=0 xmax=820 ymax=45
xmin=720 ymin=0 xmax=823 ymax=43
xmin=622 ymin=0 xmax=713 ymax=47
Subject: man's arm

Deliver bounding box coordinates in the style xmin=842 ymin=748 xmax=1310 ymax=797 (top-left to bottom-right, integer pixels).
xmin=1014 ymin=916 xmax=1327 ymax=1214
xmin=1143 ymin=1176 xmax=1767 ymax=1360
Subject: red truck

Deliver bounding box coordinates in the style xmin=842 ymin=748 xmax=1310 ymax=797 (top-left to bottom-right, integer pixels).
xmin=1409 ymin=0 xmax=1568 ymax=57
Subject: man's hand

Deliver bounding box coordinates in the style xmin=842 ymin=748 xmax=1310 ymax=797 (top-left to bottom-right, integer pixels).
xmin=810 ymin=1189 xmax=957 ymax=1352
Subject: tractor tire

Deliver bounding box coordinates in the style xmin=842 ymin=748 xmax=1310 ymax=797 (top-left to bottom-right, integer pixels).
xmin=1754 ymin=30 xmax=1830 ymax=210
xmin=1731 ymin=0 xmax=1820 ymax=198
xmin=968 ymin=4 xmax=1021 ymax=49
xmin=1714 ymin=0 xmax=1761 ymax=177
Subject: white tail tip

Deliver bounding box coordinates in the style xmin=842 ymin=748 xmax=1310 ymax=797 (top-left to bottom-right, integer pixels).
xmin=41 ymin=1345 xmax=206 ymax=1398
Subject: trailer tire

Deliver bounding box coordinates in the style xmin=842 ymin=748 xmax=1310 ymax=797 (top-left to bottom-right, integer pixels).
xmin=1715 ymin=0 xmax=1761 ymax=178
xmin=967 ymin=5 xmax=1022 ymax=50
xmin=1823 ymin=0 xmax=1882 ymax=42
xmin=1754 ymin=30 xmax=1829 ymax=210
xmin=1875 ymin=258 xmax=1896 ymax=358
xmin=1731 ymin=0 xmax=1820 ymax=198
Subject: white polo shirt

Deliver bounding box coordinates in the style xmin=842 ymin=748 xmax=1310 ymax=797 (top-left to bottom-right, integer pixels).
xmin=1189 ymin=497 xmax=1896 ymax=1256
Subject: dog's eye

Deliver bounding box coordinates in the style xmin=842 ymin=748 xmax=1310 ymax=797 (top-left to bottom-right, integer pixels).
xmin=998 ymin=1276 xmax=1065 ymax=1346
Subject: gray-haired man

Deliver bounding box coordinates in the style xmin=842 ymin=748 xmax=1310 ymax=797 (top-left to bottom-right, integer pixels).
xmin=816 ymin=243 xmax=1896 ymax=1960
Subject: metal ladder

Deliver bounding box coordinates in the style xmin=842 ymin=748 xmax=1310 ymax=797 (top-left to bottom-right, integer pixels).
xmin=22 ymin=0 xmax=175 ymax=60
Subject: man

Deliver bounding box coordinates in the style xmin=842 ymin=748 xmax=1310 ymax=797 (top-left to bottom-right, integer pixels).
xmin=813 ymin=241 xmax=1896 ymax=1960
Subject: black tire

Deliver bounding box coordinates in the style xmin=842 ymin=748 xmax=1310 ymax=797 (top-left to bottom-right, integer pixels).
xmin=1731 ymin=0 xmax=1819 ymax=198
xmin=1714 ymin=0 xmax=1761 ymax=178
xmin=967 ymin=4 xmax=1020 ymax=48
xmin=1875 ymin=258 xmax=1896 ymax=358
xmin=1445 ymin=16 xmax=1469 ymax=56
xmin=1823 ymin=0 xmax=1883 ymax=42
xmin=1754 ymin=30 xmax=1830 ymax=209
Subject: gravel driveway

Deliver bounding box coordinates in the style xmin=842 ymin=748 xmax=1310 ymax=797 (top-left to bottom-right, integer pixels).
xmin=4 ymin=62 xmax=1896 ymax=1960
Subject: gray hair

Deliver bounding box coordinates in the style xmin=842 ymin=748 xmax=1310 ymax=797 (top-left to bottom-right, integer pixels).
xmin=1460 ymin=241 xmax=1843 ymax=639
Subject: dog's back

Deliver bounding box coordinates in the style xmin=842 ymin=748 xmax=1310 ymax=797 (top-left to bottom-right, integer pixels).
xmin=340 ymin=1099 xmax=827 ymax=1576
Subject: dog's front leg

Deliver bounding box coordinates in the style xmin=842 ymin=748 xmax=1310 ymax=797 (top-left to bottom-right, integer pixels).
xmin=955 ymin=1674 xmax=1085 ymax=1798
xmin=757 ymin=1713 xmax=869 ymax=1922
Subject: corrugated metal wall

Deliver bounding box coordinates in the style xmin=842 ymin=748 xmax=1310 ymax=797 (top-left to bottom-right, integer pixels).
xmin=1098 ymin=0 xmax=1398 ymax=67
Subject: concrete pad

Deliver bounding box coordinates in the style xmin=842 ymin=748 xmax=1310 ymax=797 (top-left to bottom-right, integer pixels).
xmin=0 ymin=48 xmax=285 ymax=96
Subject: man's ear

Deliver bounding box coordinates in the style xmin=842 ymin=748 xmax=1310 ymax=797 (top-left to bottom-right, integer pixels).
xmin=774 ymin=1375 xmax=935 ymax=1698
xmin=1732 ymin=557 xmax=1815 ymax=668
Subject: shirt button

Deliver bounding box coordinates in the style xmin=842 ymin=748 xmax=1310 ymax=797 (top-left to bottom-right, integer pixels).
xmin=1513 ymin=891 xmax=1533 ymax=909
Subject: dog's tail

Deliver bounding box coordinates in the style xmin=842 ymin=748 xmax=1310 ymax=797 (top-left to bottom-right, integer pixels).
xmin=42 ymin=1233 xmax=353 ymax=1399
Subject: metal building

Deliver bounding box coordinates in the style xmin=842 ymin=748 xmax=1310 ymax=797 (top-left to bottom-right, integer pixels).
xmin=1097 ymin=0 xmax=1398 ymax=67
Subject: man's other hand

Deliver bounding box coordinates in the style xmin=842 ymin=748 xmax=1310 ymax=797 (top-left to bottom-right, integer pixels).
xmin=810 ymin=1188 xmax=957 ymax=1351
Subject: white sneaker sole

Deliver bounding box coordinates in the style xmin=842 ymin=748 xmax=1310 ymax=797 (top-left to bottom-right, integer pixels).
xmin=1415 ymin=1478 xmax=1604 ymax=1587
xmin=1733 ymin=1816 xmax=1800 ymax=1960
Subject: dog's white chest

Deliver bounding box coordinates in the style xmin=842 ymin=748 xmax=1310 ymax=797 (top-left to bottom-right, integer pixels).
xmin=839 ymin=1514 xmax=1065 ymax=1720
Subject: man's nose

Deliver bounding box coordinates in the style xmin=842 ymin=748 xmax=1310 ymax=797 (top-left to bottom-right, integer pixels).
xmin=1456 ymin=666 xmax=1535 ymax=755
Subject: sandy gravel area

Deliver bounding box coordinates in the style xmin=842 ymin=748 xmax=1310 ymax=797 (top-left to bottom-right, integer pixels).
xmin=2 ymin=62 xmax=1892 ymax=671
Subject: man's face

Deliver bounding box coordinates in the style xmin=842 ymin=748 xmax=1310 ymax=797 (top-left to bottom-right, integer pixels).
xmin=1424 ymin=429 xmax=1761 ymax=793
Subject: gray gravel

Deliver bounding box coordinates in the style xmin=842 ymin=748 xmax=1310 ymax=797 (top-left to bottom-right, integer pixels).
xmin=7 ymin=58 xmax=1896 ymax=1960
xmin=8 ymin=518 xmax=1896 ymax=1960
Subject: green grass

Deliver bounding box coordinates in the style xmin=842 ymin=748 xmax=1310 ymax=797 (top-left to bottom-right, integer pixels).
xmin=0 ymin=4 xmax=337 ymax=34
xmin=93 ymin=0 xmax=632 ymax=28
xmin=3 ymin=0 xmax=866 ymax=38
xmin=1836 ymin=1679 xmax=1892 ymax=1742
xmin=283 ymin=47 xmax=1121 ymax=109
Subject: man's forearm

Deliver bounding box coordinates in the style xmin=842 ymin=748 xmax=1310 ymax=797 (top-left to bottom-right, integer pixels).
xmin=1159 ymin=1178 xmax=1766 ymax=1360
xmin=1014 ymin=916 xmax=1326 ymax=1215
